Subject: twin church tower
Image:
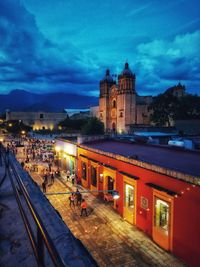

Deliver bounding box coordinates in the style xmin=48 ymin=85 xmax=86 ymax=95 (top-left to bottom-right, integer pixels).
xmin=99 ymin=62 xmax=151 ymax=133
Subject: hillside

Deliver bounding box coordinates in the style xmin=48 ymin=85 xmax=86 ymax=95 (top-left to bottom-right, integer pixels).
xmin=0 ymin=89 xmax=98 ymax=112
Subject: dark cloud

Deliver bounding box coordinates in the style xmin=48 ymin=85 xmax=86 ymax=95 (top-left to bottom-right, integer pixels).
xmin=0 ymin=0 xmax=199 ymax=96
xmin=0 ymin=0 xmax=98 ymax=95
xmin=134 ymin=31 xmax=200 ymax=94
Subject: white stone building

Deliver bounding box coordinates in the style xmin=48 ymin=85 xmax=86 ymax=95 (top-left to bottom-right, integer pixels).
xmin=6 ymin=111 xmax=68 ymax=130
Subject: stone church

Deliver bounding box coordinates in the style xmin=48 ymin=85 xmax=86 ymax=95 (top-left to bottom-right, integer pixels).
xmin=99 ymin=62 xmax=152 ymax=133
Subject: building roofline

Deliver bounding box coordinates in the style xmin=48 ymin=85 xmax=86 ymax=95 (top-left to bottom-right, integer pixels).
xmin=78 ymin=143 xmax=200 ymax=186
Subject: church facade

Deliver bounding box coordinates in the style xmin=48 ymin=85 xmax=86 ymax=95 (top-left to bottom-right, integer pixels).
xmin=99 ymin=62 xmax=152 ymax=133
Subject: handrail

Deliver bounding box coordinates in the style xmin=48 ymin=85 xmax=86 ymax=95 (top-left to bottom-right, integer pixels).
xmin=0 ymin=145 xmax=9 ymax=187
xmin=6 ymin=165 xmax=41 ymax=266
xmin=2 ymin=148 xmax=66 ymax=267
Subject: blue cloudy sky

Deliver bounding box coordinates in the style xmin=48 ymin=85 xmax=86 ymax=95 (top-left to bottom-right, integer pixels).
xmin=0 ymin=0 xmax=199 ymax=96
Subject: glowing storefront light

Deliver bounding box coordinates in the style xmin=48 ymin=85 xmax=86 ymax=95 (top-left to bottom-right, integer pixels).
xmin=155 ymin=198 xmax=169 ymax=233
xmin=55 ymin=146 xmax=61 ymax=152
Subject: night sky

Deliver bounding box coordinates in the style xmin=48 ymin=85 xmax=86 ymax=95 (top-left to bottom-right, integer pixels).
xmin=0 ymin=0 xmax=199 ymax=96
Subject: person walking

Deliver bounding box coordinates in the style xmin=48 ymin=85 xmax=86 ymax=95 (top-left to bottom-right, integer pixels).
xmin=71 ymin=173 xmax=75 ymax=185
xmin=48 ymin=162 xmax=52 ymax=172
xmin=51 ymin=172 xmax=54 ymax=184
xmin=76 ymin=189 xmax=82 ymax=206
xmin=44 ymin=173 xmax=48 ymax=184
xmin=42 ymin=181 xmax=46 ymax=193
xmin=69 ymin=193 xmax=75 ymax=207
xmin=80 ymin=199 xmax=88 ymax=216
xmin=66 ymin=170 xmax=70 ymax=181
xmin=21 ymin=161 xmax=25 ymax=169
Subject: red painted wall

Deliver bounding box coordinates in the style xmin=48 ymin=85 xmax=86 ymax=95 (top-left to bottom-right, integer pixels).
xmin=77 ymin=147 xmax=200 ymax=267
xmin=173 ymin=186 xmax=200 ymax=267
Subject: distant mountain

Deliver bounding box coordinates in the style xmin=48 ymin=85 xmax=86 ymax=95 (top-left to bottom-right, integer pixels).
xmin=0 ymin=89 xmax=98 ymax=113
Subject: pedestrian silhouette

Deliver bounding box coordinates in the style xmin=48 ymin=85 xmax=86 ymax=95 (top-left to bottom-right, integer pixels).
xmin=76 ymin=189 xmax=82 ymax=206
xmin=42 ymin=181 xmax=46 ymax=193
xmin=51 ymin=172 xmax=54 ymax=184
xmin=80 ymin=199 xmax=88 ymax=216
xmin=69 ymin=193 xmax=75 ymax=207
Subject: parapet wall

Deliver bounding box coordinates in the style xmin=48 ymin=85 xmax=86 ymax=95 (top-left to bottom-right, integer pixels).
xmin=11 ymin=155 xmax=97 ymax=267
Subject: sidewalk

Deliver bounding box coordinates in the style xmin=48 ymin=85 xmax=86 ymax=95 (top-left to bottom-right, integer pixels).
xmin=30 ymin=170 xmax=186 ymax=267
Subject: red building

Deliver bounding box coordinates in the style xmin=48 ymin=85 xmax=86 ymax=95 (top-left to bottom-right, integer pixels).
xmin=77 ymin=139 xmax=200 ymax=267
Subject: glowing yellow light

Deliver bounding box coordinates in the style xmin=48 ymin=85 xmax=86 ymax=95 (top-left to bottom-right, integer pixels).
xmin=113 ymin=193 xmax=120 ymax=200
xmin=8 ymin=123 xmax=12 ymax=127
xmin=55 ymin=146 xmax=61 ymax=152
xmin=58 ymin=126 xmax=62 ymax=130
xmin=21 ymin=130 xmax=25 ymax=134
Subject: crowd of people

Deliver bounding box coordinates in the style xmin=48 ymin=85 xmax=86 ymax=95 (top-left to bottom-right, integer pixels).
xmin=4 ymin=136 xmax=89 ymax=217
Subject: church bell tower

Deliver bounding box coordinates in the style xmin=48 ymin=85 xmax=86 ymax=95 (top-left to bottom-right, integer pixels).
xmin=99 ymin=69 xmax=116 ymax=131
xmin=117 ymin=62 xmax=136 ymax=133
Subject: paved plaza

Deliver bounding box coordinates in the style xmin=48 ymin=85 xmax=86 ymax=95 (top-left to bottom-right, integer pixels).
xmin=29 ymin=168 xmax=185 ymax=267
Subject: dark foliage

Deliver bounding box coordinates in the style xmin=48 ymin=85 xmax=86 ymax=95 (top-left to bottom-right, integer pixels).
xmin=149 ymin=92 xmax=200 ymax=126
xmin=5 ymin=120 xmax=32 ymax=135
xmin=58 ymin=118 xmax=87 ymax=131
xmin=81 ymin=117 xmax=104 ymax=135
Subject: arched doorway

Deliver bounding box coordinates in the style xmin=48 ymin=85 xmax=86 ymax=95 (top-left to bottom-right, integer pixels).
xmin=107 ymin=176 xmax=114 ymax=191
xmin=112 ymin=122 xmax=116 ymax=132
xmin=104 ymin=175 xmax=115 ymax=204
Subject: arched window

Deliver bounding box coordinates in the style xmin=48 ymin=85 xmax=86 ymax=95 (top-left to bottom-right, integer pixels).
xmin=112 ymin=122 xmax=116 ymax=132
xmin=113 ymin=100 xmax=116 ymax=108
xmin=119 ymin=112 xmax=123 ymax=118
xmin=81 ymin=162 xmax=87 ymax=180
xmin=91 ymin=166 xmax=97 ymax=187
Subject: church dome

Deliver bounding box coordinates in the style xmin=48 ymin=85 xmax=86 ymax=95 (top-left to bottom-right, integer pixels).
xmin=101 ymin=69 xmax=114 ymax=82
xmin=121 ymin=62 xmax=134 ymax=76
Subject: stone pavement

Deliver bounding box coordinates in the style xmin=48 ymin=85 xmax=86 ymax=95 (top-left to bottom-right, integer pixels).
xmin=30 ymin=171 xmax=186 ymax=267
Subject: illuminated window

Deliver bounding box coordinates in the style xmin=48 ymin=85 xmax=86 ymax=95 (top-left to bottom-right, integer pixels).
xmin=91 ymin=166 xmax=97 ymax=187
xmin=81 ymin=162 xmax=87 ymax=180
xmin=155 ymin=198 xmax=169 ymax=233
xmin=124 ymin=184 xmax=134 ymax=210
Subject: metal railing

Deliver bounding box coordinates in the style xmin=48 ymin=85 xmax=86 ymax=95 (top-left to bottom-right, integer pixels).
xmin=0 ymin=146 xmax=66 ymax=267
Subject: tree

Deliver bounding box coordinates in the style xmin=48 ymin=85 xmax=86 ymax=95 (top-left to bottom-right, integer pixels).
xmin=81 ymin=117 xmax=104 ymax=135
xmin=149 ymin=92 xmax=200 ymax=126
xmin=149 ymin=92 xmax=178 ymax=126
xmin=174 ymin=94 xmax=200 ymax=120
xmin=58 ymin=117 xmax=87 ymax=131
xmin=5 ymin=120 xmax=31 ymax=135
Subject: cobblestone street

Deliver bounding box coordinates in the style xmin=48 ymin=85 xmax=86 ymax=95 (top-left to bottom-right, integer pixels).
xmin=29 ymin=168 xmax=185 ymax=267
